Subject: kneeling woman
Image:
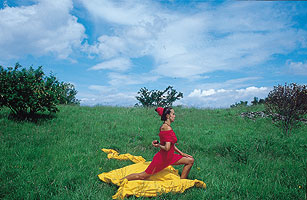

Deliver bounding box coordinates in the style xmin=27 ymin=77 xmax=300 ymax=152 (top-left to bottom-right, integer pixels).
xmin=122 ymin=107 xmax=194 ymax=181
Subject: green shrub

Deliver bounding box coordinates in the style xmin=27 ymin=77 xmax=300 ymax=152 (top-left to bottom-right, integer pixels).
xmin=0 ymin=63 xmax=79 ymax=118
xmin=58 ymin=82 xmax=80 ymax=105
xmin=251 ymin=97 xmax=265 ymax=106
xmin=230 ymin=101 xmax=248 ymax=108
xmin=135 ymin=86 xmax=183 ymax=107
xmin=265 ymin=83 xmax=307 ymax=135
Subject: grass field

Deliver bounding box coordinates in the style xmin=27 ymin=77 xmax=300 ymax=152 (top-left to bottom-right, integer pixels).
xmin=0 ymin=105 xmax=306 ymax=199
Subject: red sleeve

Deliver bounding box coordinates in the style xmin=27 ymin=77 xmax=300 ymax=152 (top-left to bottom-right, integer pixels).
xmin=159 ymin=131 xmax=177 ymax=143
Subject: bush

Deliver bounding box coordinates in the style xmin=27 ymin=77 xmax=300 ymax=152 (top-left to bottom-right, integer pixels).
xmin=135 ymin=86 xmax=183 ymax=107
xmin=0 ymin=63 xmax=79 ymax=118
xmin=265 ymin=83 xmax=307 ymax=135
xmin=230 ymin=101 xmax=248 ymax=108
xmin=58 ymin=82 xmax=80 ymax=105
xmin=251 ymin=97 xmax=265 ymax=106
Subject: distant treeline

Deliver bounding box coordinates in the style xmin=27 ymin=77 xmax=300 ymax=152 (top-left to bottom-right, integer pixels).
xmin=230 ymin=97 xmax=265 ymax=108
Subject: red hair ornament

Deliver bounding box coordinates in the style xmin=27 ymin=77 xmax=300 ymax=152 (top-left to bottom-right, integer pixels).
xmin=156 ymin=107 xmax=164 ymax=116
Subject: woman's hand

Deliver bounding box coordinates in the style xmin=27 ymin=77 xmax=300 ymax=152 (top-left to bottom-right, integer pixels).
xmin=181 ymin=153 xmax=193 ymax=158
xmin=152 ymin=140 xmax=160 ymax=147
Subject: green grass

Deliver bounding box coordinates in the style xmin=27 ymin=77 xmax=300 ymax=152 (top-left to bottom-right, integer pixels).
xmin=0 ymin=105 xmax=306 ymax=199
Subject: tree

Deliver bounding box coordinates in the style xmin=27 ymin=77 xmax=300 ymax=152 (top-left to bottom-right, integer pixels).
xmin=136 ymin=86 xmax=183 ymax=107
xmin=251 ymin=97 xmax=265 ymax=106
xmin=230 ymin=101 xmax=248 ymax=108
xmin=58 ymin=82 xmax=80 ymax=105
xmin=265 ymin=83 xmax=307 ymax=136
xmin=0 ymin=63 xmax=79 ymax=118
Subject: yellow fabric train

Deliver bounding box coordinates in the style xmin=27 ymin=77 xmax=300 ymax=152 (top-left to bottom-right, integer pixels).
xmin=98 ymin=148 xmax=206 ymax=199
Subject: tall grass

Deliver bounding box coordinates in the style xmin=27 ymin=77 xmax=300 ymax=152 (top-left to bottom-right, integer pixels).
xmin=0 ymin=105 xmax=306 ymax=199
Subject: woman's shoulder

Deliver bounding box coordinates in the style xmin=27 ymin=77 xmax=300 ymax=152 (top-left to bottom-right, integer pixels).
xmin=160 ymin=124 xmax=172 ymax=132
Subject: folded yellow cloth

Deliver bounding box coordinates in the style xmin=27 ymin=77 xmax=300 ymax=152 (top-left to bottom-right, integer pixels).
xmin=98 ymin=148 xmax=206 ymax=199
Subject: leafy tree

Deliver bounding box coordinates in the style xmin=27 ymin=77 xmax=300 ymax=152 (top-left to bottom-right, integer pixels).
xmin=58 ymin=82 xmax=80 ymax=105
xmin=230 ymin=101 xmax=248 ymax=108
xmin=136 ymin=86 xmax=183 ymax=107
xmin=251 ymin=97 xmax=265 ymax=106
xmin=0 ymin=63 xmax=79 ymax=118
xmin=265 ymin=83 xmax=307 ymax=136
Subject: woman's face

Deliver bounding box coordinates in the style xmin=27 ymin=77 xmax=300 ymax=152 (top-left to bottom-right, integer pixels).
xmin=169 ymin=109 xmax=175 ymax=122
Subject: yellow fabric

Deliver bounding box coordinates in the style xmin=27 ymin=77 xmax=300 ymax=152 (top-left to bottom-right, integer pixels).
xmin=98 ymin=148 xmax=206 ymax=199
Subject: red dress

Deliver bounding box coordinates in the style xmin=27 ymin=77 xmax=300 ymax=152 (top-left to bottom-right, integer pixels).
xmin=145 ymin=130 xmax=183 ymax=174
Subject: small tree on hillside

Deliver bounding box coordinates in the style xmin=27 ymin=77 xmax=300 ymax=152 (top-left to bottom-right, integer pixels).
xmin=265 ymin=83 xmax=307 ymax=136
xmin=0 ymin=63 xmax=79 ymax=118
xmin=230 ymin=101 xmax=248 ymax=108
xmin=136 ymin=86 xmax=183 ymax=107
xmin=251 ymin=97 xmax=265 ymax=106
xmin=58 ymin=82 xmax=80 ymax=105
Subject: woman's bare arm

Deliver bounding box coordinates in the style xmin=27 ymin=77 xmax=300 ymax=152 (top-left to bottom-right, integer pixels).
xmin=153 ymin=141 xmax=171 ymax=151
xmin=158 ymin=142 xmax=171 ymax=151
xmin=174 ymin=145 xmax=183 ymax=155
xmin=174 ymin=145 xmax=193 ymax=158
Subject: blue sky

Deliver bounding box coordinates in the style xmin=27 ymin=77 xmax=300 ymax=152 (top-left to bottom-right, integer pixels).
xmin=0 ymin=0 xmax=306 ymax=108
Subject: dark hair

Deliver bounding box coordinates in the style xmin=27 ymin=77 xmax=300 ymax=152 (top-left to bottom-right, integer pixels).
xmin=161 ymin=107 xmax=172 ymax=121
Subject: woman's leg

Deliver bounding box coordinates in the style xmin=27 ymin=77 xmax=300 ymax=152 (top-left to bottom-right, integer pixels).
xmin=121 ymin=171 xmax=151 ymax=181
xmin=172 ymin=157 xmax=194 ymax=179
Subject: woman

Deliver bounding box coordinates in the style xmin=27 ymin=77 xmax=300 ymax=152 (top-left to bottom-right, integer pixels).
xmin=122 ymin=107 xmax=194 ymax=181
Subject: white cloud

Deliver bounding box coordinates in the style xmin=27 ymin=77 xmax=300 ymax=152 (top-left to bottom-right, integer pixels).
xmin=83 ymin=35 xmax=127 ymax=59
xmin=88 ymin=85 xmax=114 ymax=93
xmin=195 ymin=77 xmax=262 ymax=91
xmin=79 ymin=93 xmax=136 ymax=106
xmin=81 ymin=71 xmax=160 ymax=106
xmin=108 ymin=72 xmax=160 ymax=86
xmin=89 ymin=58 xmax=132 ymax=71
xmin=234 ymin=86 xmax=269 ymax=99
xmin=80 ymin=0 xmax=306 ymax=79
xmin=81 ymin=84 xmax=271 ymax=107
xmin=84 ymin=75 xmax=270 ymax=108
xmin=0 ymin=0 xmax=85 ymax=60
xmin=236 ymin=86 xmax=268 ymax=93
xmin=80 ymin=0 xmax=168 ymax=61
xmin=185 ymin=86 xmax=271 ymax=108
xmin=79 ymin=0 xmax=156 ymax=26
xmin=188 ymin=89 xmax=216 ymax=97
xmin=80 ymin=85 xmax=137 ymax=106
xmin=287 ymin=60 xmax=307 ymax=76
xmin=80 ymin=0 xmax=163 ymax=60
